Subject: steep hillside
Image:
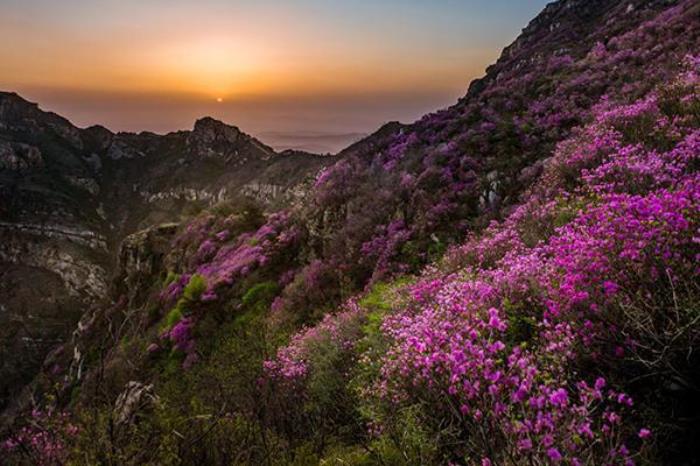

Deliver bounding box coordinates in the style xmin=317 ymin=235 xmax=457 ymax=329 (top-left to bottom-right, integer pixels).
xmin=1 ymin=0 xmax=699 ymax=464
xmin=0 ymin=93 xmax=333 ymax=414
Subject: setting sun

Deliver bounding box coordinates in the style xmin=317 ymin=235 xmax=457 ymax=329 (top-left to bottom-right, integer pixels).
xmin=0 ymin=0 xmax=550 ymax=140
xmin=1 ymin=1 xmax=698 ymax=464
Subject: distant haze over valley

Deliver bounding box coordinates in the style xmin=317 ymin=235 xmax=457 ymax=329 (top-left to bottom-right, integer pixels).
xmin=1 ymin=0 xmax=550 ymax=153
xmin=12 ymin=88 xmax=460 ymax=153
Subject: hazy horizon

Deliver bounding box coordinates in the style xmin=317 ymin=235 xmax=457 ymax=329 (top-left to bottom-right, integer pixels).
xmin=1 ymin=0 xmax=550 ymax=152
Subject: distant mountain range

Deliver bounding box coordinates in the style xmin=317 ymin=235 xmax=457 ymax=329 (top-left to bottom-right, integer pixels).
xmin=0 ymin=94 xmax=348 ymax=411
xmin=1 ymin=0 xmax=699 ymax=464
xmin=258 ymin=131 xmax=369 ymax=154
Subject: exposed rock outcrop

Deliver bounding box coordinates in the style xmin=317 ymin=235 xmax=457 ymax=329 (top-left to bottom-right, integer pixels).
xmin=0 ymin=91 xmax=335 ymax=413
xmin=0 ymin=141 xmax=43 ymax=172
xmin=113 ymin=381 xmax=159 ymax=426
xmin=114 ymin=223 xmax=179 ymax=306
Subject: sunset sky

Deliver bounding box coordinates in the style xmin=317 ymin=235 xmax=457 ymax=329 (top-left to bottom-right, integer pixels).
xmin=1 ymin=0 xmax=550 ymax=152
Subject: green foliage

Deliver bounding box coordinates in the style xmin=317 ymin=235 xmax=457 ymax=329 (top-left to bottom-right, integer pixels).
xmin=519 ymin=195 xmax=594 ymax=248
xmin=182 ymin=201 xmax=206 ymax=219
xmin=305 ymin=337 xmax=356 ymax=424
xmin=242 ymin=281 xmax=279 ymax=310
xmin=319 ymin=445 xmax=374 ymax=465
xmin=399 ymin=241 xmax=424 ymax=270
xmin=368 ymin=405 xmax=441 ymax=465
xmin=163 ymin=349 xmax=185 ymax=375
xmin=359 ymin=282 xmax=394 ymax=312
xmin=163 ymin=271 xmax=180 ymax=287
xmin=70 ymin=296 xmax=289 ymax=465
xmin=160 ymin=274 xmax=207 ymax=333
xmin=208 ymin=200 xmax=239 ymax=217
xmin=183 ymin=274 xmax=206 ymax=302
xmin=286 ymin=444 xmax=320 ymax=465
xmin=209 ymin=198 xmax=264 ymax=228
xmin=505 ymin=301 xmax=538 ymax=345
xmin=359 ymin=278 xmax=412 ymax=338
xmin=163 ymin=307 xmax=183 ymax=330
xmin=426 ymin=238 xmax=447 ymax=261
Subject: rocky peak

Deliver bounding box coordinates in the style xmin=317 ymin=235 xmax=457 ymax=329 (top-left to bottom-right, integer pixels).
xmin=0 ymin=91 xmax=84 ymax=150
xmin=191 ymin=117 xmax=241 ymax=145
xmin=82 ymin=125 xmax=115 ymax=152
xmin=0 ymin=92 xmax=41 ymax=129
xmin=187 ymin=116 xmax=274 ymax=161
xmin=464 ymin=0 xmax=671 ymax=98
xmin=187 ymin=117 xmax=241 ymax=159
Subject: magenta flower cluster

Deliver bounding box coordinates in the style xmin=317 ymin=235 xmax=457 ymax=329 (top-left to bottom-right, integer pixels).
xmin=264 ymin=58 xmax=700 ymax=463
xmin=163 ymin=211 xmax=301 ymax=305
xmin=1 ymin=408 xmax=77 ymax=466
xmin=264 ymin=299 xmax=365 ymax=384
xmin=196 ymin=211 xmax=300 ymax=293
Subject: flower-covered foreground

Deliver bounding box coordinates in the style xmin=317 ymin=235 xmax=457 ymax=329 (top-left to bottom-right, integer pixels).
xmin=2 ymin=1 xmax=699 ymax=465
xmin=264 ymin=58 xmax=700 ymax=464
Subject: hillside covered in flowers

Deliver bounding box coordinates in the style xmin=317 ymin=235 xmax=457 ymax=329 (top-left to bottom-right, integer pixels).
xmin=2 ymin=0 xmax=699 ymax=464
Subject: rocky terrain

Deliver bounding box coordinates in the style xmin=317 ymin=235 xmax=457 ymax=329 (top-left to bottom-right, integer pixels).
xmin=1 ymin=0 xmax=699 ymax=464
xmin=0 ymin=95 xmax=334 ymax=414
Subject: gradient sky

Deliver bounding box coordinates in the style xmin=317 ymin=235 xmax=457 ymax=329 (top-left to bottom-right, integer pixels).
xmin=1 ymin=0 xmax=550 ymax=152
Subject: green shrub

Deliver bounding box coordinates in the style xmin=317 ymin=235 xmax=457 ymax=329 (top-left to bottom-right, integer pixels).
xmin=242 ymin=281 xmax=279 ymax=310
xmin=163 ymin=307 xmax=183 ymax=331
xmin=369 ymin=405 xmax=441 ymax=465
xmin=163 ymin=271 xmax=179 ymax=287
xmin=183 ymin=274 xmax=206 ymax=302
xmin=158 ymin=276 xmax=206 ymax=335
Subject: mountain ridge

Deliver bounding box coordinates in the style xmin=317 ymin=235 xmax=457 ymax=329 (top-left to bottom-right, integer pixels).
xmin=1 ymin=0 xmax=699 ymax=463
xmin=0 ymin=90 xmax=338 ymax=413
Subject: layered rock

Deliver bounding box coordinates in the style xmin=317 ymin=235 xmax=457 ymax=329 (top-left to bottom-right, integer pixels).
xmin=0 ymin=91 xmax=334 ymax=413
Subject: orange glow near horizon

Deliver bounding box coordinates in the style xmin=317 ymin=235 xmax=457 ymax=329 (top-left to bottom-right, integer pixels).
xmin=0 ymin=0 xmax=550 ymax=150
xmin=0 ymin=4 xmax=498 ymax=101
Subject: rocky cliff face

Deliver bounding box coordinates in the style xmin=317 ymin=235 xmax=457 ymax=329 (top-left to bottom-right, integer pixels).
xmin=1 ymin=0 xmax=699 ymax=463
xmin=0 ymin=92 xmax=334 ymax=411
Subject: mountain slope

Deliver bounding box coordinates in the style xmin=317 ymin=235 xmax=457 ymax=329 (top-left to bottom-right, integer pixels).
xmin=1 ymin=0 xmax=699 ymax=464
xmin=0 ymin=92 xmax=334 ymax=413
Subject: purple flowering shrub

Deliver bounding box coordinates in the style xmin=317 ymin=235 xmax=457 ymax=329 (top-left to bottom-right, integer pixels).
xmin=263 ymin=290 xmax=404 ymax=444
xmin=265 ymin=299 xmax=366 ymax=384
xmin=375 ymin=281 xmax=640 ymax=465
xmin=168 ymin=207 xmax=297 ymax=298
xmin=170 ymin=200 xmax=266 ymax=269
xmin=268 ymin=259 xmax=347 ymax=325
xmin=1 ymin=407 xmax=78 ymax=466
xmin=151 ymin=209 xmax=305 ymax=367
xmin=194 ymin=211 xmax=302 ymax=294
xmin=263 ymin=61 xmax=700 ymax=463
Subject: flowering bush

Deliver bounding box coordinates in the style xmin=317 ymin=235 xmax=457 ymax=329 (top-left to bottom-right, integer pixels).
xmin=264 ymin=300 xmax=366 ymax=384
xmin=14 ymin=4 xmax=697 ymax=464
xmin=377 ymin=285 xmax=639 ymax=464
xmin=1 ymin=408 xmax=78 ymax=466
xmin=151 ymin=210 xmax=303 ymax=366
xmin=264 ymin=57 xmax=700 ymax=463
xmin=195 ymin=211 xmax=301 ymax=293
